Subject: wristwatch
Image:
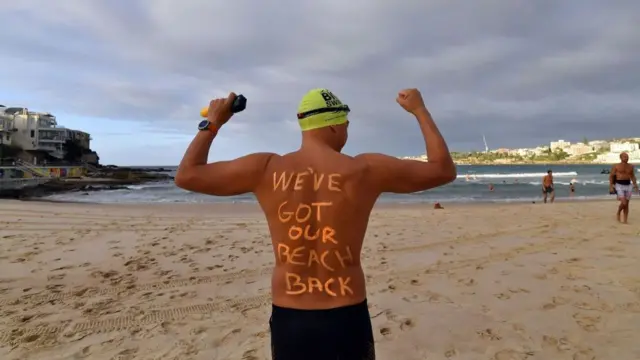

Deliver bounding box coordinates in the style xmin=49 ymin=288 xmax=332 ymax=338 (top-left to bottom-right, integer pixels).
xmin=198 ymin=120 xmax=219 ymax=133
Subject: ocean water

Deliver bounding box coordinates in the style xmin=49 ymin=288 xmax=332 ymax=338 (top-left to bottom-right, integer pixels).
xmin=45 ymin=164 xmax=621 ymax=204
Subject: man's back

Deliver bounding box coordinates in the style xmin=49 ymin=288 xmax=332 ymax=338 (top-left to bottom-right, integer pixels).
xmin=255 ymin=148 xmax=376 ymax=309
xmin=175 ymin=88 xmax=457 ymax=359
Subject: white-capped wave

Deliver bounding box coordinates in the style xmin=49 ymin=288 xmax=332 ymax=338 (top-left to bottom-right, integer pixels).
xmin=458 ymin=171 xmax=577 ymax=179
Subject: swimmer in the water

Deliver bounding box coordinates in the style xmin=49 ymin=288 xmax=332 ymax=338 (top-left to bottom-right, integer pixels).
xmin=569 ymin=181 xmax=575 ymax=198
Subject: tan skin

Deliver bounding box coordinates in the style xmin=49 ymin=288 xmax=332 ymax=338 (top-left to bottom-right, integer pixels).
xmin=609 ymin=152 xmax=638 ymax=224
xmin=175 ymin=89 xmax=456 ymax=310
xmin=542 ymin=172 xmax=554 ymax=203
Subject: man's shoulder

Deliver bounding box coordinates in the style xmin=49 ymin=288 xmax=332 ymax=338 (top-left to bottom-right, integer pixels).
xmin=613 ymin=163 xmax=633 ymax=170
xmin=353 ymin=152 xmax=400 ymax=164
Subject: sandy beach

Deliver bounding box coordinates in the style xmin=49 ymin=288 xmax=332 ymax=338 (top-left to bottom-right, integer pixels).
xmin=0 ymin=200 xmax=638 ymax=360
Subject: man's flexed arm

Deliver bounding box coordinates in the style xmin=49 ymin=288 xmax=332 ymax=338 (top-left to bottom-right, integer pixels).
xmin=358 ymin=89 xmax=456 ymax=194
xmin=175 ymin=93 xmax=275 ymax=196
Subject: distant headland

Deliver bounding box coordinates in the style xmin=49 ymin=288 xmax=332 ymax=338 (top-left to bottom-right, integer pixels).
xmin=402 ymin=137 xmax=640 ymax=165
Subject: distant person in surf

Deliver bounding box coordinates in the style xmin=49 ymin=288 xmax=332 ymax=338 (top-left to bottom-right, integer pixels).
xmin=542 ymin=170 xmax=554 ymax=203
xmin=488 ymin=183 xmax=494 ymax=192
xmin=609 ymin=152 xmax=638 ymax=224
xmin=569 ymin=182 xmax=575 ymax=198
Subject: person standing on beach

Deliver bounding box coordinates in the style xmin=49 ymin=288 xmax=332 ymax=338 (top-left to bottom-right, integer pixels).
xmin=609 ymin=152 xmax=638 ymax=224
xmin=542 ymin=170 xmax=555 ymax=203
xmin=175 ymin=88 xmax=456 ymax=359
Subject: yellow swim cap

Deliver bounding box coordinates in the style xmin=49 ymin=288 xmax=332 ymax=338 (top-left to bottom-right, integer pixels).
xmin=297 ymin=88 xmax=349 ymax=131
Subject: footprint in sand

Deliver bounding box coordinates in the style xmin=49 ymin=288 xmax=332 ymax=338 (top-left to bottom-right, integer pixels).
xmin=542 ymin=296 xmax=571 ymax=310
xmin=565 ymin=272 xmax=586 ymax=281
xmin=493 ymin=349 xmax=535 ymax=360
xmin=47 ymin=274 xmax=66 ymax=281
xmin=398 ymin=318 xmax=415 ymax=331
xmin=560 ymin=284 xmax=591 ymax=294
xmin=621 ymin=302 xmax=640 ymax=313
xmin=242 ymin=348 xmax=260 ymax=360
xmin=444 ymin=347 xmax=459 ymax=358
xmin=402 ymin=290 xmax=452 ymax=304
xmin=378 ymin=310 xmax=415 ymax=336
xmin=476 ymin=328 xmax=502 ymax=341
xmin=112 ymin=347 xmax=138 ymax=360
xmin=542 ymin=335 xmax=573 ymax=352
xmin=572 ymin=349 xmax=596 ymax=360
xmin=46 ymin=283 xmax=66 ymax=292
xmin=573 ymin=300 xmax=614 ymax=312
xmin=547 ymin=267 xmax=560 ymax=275
xmin=572 ymin=312 xmax=601 ymax=332
xmin=457 ymin=278 xmax=476 ymax=286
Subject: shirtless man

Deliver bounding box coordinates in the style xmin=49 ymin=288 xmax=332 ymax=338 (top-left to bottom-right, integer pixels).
xmin=609 ymin=152 xmax=638 ymax=224
xmin=175 ymin=88 xmax=456 ymax=359
xmin=542 ymin=170 xmax=554 ymax=203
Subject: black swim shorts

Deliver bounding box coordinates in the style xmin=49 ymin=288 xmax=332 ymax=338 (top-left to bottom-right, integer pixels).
xmin=270 ymin=299 xmax=375 ymax=360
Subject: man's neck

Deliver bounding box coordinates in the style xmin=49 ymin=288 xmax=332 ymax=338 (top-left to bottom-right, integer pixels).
xmin=300 ymin=139 xmax=341 ymax=153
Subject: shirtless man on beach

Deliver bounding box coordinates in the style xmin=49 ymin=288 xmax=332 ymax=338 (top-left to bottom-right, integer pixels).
xmin=175 ymin=88 xmax=456 ymax=359
xmin=609 ymin=152 xmax=638 ymax=224
xmin=542 ymin=170 xmax=554 ymax=203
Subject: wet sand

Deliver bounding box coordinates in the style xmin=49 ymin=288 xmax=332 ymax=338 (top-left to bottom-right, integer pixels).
xmin=0 ymin=200 xmax=639 ymax=359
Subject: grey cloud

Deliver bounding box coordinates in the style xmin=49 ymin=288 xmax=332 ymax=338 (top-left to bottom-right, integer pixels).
xmin=1 ymin=0 xmax=639 ymax=163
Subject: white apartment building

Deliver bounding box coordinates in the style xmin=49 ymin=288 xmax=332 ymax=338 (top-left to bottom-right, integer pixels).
xmin=508 ymin=148 xmax=531 ymax=156
xmin=3 ymin=107 xmax=83 ymax=159
xmin=596 ymin=150 xmax=640 ymax=164
xmin=610 ymin=141 xmax=639 ymax=153
xmin=1 ymin=104 xmax=95 ymax=164
xmin=588 ymin=140 xmax=609 ymax=151
xmin=550 ymin=140 xmax=571 ymax=151
xmin=6 ymin=108 xmax=67 ymax=159
xmin=566 ymin=143 xmax=594 ymax=156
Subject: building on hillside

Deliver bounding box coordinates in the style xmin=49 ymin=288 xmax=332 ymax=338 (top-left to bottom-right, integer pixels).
xmin=588 ymin=140 xmax=609 ymax=151
xmin=550 ymin=140 xmax=570 ymax=151
xmin=596 ymin=149 xmax=640 ymax=163
xmin=533 ymin=146 xmax=548 ymax=155
xmin=566 ymin=143 xmax=593 ymax=156
xmin=610 ymin=142 xmax=639 ymax=153
xmin=508 ymin=148 xmax=530 ymax=156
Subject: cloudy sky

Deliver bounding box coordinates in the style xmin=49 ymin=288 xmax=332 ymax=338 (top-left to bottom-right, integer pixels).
xmin=1 ymin=0 xmax=638 ymax=165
